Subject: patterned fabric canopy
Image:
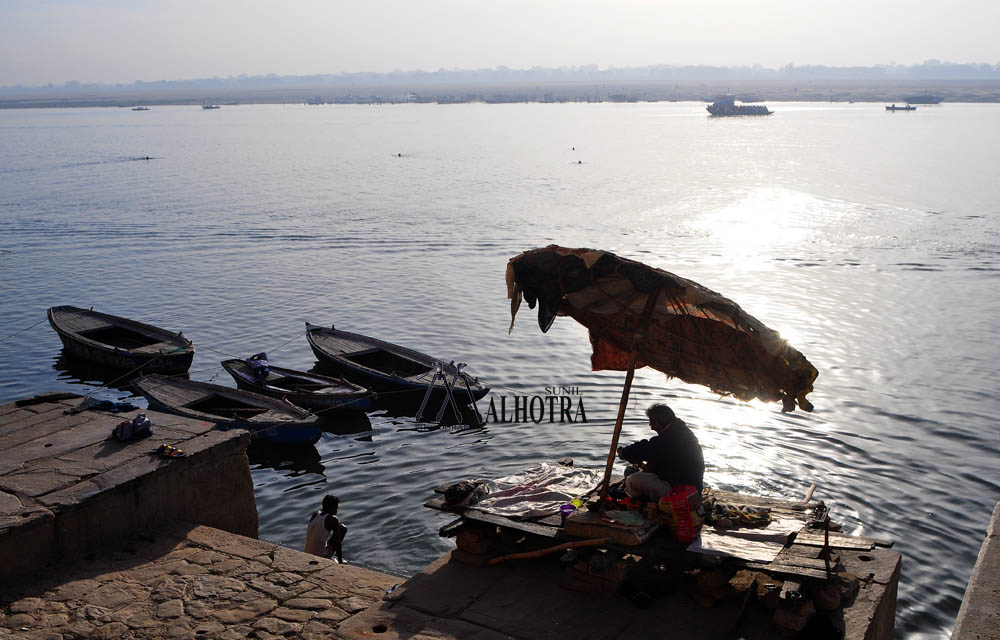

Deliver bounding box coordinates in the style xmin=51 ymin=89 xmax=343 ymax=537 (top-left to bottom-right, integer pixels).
xmin=506 ymin=245 xmax=817 ymax=412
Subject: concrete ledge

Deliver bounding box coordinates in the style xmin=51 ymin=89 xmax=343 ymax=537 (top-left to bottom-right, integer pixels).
xmin=952 ymin=500 xmax=1000 ymax=640
xmin=0 ymin=393 xmax=257 ymax=583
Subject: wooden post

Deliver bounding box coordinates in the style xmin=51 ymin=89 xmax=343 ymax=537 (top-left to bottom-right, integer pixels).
xmin=822 ymin=515 xmax=832 ymax=578
xmin=802 ymin=484 xmax=816 ymax=504
xmin=597 ymin=289 xmax=662 ymax=505
xmin=598 ymin=349 xmax=641 ymax=504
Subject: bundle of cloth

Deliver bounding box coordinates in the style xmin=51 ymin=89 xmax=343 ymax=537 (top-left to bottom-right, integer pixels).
xmin=703 ymin=491 xmax=772 ymax=529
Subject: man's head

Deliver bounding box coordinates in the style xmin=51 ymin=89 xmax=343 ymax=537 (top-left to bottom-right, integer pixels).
xmin=322 ymin=494 xmax=340 ymax=514
xmin=646 ymin=404 xmax=676 ymax=433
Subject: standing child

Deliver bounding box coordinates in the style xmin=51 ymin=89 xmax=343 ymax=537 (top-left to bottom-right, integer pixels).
xmin=304 ymin=494 xmax=348 ymax=563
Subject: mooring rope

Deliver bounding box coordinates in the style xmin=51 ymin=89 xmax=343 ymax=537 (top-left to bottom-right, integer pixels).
xmin=0 ymin=318 xmax=47 ymax=343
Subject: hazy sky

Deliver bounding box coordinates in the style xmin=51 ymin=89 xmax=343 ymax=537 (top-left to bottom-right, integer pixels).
xmin=2 ymin=0 xmax=999 ymax=86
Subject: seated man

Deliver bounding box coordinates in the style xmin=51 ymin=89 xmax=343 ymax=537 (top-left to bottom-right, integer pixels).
xmin=617 ymin=404 xmax=705 ymax=502
xmin=304 ymin=494 xmax=348 ymax=562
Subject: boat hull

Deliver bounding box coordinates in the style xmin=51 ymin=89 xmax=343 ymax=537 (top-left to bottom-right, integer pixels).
xmin=134 ymin=374 xmax=321 ymax=445
xmin=213 ymin=422 xmax=322 ymax=445
xmin=221 ymin=359 xmax=376 ymax=413
xmin=305 ymin=324 xmax=489 ymax=407
xmin=47 ymin=306 xmax=194 ymax=375
xmin=706 ymin=106 xmax=773 ymax=116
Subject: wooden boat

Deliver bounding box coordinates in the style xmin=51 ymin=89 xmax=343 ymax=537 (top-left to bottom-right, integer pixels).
xmin=133 ymin=374 xmax=321 ymax=445
xmin=47 ymin=306 xmax=194 ymax=374
xmin=220 ymin=358 xmax=376 ymax=413
xmin=305 ymin=323 xmax=489 ymax=405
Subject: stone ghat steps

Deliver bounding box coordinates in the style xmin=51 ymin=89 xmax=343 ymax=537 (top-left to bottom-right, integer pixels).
xmin=0 ymin=522 xmax=399 ymax=639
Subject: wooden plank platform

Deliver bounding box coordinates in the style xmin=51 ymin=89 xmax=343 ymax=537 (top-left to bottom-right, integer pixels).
xmin=424 ymin=479 xmax=889 ymax=582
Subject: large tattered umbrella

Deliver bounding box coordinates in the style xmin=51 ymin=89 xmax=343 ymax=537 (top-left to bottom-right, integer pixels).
xmin=506 ymin=245 xmax=818 ymax=500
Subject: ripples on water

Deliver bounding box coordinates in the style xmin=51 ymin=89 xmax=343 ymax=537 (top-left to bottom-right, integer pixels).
xmin=2 ymin=103 xmax=998 ymax=638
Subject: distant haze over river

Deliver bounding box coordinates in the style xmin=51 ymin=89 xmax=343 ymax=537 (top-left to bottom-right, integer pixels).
xmin=3 ymin=61 xmax=1000 ymax=108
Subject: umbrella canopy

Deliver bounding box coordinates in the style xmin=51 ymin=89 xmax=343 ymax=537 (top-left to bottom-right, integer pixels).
xmin=506 ymin=245 xmax=817 ymax=412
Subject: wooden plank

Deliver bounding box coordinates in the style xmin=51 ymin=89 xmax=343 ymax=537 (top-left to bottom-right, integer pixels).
xmin=439 ymin=518 xmax=465 ymax=538
xmin=742 ymin=562 xmax=830 ymax=581
xmin=780 ymin=544 xmax=823 ymax=559
xmin=462 ymin=510 xmax=566 ymax=539
xmin=424 ymin=496 xmax=449 ymax=510
xmin=768 ymin=551 xmax=835 ymax=571
xmin=793 ymin=531 xmax=875 ymax=550
xmin=424 ymin=498 xmax=566 ymax=539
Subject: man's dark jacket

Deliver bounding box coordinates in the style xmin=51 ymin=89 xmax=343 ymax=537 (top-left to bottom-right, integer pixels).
xmin=620 ymin=419 xmax=704 ymax=492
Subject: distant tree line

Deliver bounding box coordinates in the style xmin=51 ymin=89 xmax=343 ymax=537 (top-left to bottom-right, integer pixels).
xmin=4 ymin=60 xmax=1000 ymax=94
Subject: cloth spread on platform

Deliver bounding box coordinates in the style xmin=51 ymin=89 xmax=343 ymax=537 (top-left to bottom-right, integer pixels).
xmin=685 ymin=514 xmax=807 ymax=563
xmin=467 ymin=463 xmax=602 ymax=520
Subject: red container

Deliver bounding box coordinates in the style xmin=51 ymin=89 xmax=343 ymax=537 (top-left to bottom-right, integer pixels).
xmin=658 ymin=485 xmax=704 ymax=543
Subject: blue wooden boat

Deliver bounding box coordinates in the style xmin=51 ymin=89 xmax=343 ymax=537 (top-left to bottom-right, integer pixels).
xmin=133 ymin=374 xmax=321 ymax=445
xmin=221 ymin=358 xmax=376 ymax=413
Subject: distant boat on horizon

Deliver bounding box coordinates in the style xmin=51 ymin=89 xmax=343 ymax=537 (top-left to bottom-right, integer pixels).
xmin=202 ymin=104 xmax=221 ymax=110
xmin=707 ymin=95 xmax=772 ymax=117
xmin=885 ymin=104 xmax=917 ymax=111
xmin=131 ymin=106 xmax=150 ymax=111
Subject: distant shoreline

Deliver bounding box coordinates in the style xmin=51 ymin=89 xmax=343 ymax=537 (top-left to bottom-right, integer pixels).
xmin=6 ymin=60 xmax=1000 ymax=108
xmin=3 ymin=89 xmax=1000 ymax=110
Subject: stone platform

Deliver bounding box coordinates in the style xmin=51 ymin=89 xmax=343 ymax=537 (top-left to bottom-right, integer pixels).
xmin=0 ymin=392 xmax=257 ymax=583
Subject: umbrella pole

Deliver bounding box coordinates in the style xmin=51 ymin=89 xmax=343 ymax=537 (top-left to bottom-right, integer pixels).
xmin=598 ymin=349 xmax=641 ymax=505
xmin=597 ymin=289 xmax=661 ymax=506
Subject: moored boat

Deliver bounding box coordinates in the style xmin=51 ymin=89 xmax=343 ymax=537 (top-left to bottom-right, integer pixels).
xmin=305 ymin=323 xmax=489 ymax=406
xmin=47 ymin=305 xmax=194 ymax=374
xmin=221 ymin=358 xmax=376 ymax=413
xmin=134 ymin=374 xmax=321 ymax=444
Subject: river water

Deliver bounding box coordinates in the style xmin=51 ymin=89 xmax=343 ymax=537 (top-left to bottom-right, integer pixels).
xmin=1 ymin=102 xmax=997 ymax=638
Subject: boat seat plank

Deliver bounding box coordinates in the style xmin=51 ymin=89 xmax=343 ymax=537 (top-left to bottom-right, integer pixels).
xmin=62 ymin=317 xmax=110 ymax=333
xmin=342 ymin=347 xmax=381 ymax=358
xmin=314 ymin=336 xmax=374 ymax=355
